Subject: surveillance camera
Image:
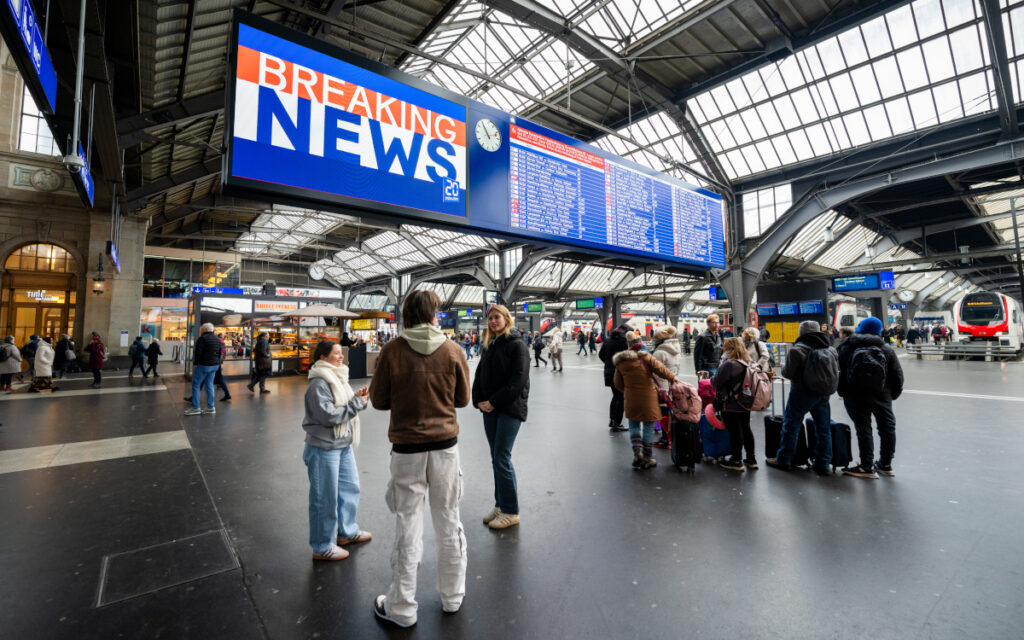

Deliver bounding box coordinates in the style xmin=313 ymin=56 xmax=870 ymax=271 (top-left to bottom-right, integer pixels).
xmin=62 ymin=154 xmax=84 ymax=173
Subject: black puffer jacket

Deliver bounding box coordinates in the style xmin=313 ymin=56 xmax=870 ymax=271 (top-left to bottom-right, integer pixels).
xmin=193 ymin=332 xmax=223 ymax=366
xmin=781 ymin=331 xmax=836 ymax=391
xmin=472 ymin=328 xmax=530 ymax=421
xmin=599 ymin=329 xmax=629 ymax=387
xmin=836 ymin=333 xmax=904 ymax=400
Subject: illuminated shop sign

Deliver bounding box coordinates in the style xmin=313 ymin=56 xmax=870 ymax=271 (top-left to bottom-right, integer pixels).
xmin=254 ymin=300 xmax=298 ymax=312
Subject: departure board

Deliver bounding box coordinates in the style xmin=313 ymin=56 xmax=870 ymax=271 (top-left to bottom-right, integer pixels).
xmin=508 ymin=125 xmax=725 ymax=268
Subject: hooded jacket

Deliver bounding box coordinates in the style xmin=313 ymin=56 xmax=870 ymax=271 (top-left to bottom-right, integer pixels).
xmin=34 ymin=340 xmax=55 ymax=377
xmin=146 ymin=342 xmax=163 ymax=363
xmin=741 ymin=339 xmax=770 ymax=371
xmin=598 ymin=327 xmax=630 ymax=387
xmin=651 ymin=338 xmax=681 ymax=390
xmin=472 ymin=328 xmax=530 ymax=421
xmin=781 ymin=331 xmax=837 ymax=391
xmin=85 ymin=338 xmax=105 ymax=370
xmin=693 ymin=329 xmax=722 ymax=373
xmin=54 ymin=337 xmax=72 ymax=366
xmin=0 ymin=341 xmax=22 ymax=375
xmin=836 ymin=333 xmax=904 ymax=400
xmin=613 ymin=348 xmax=676 ymax=422
xmin=370 ymin=323 xmax=470 ymax=450
xmin=711 ymin=358 xmax=750 ymax=413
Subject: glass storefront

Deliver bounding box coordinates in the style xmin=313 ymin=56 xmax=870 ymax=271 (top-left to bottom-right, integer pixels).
xmin=2 ymin=244 xmax=78 ymax=350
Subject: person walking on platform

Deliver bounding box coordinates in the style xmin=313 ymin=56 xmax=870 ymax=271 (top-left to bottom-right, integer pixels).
xmin=741 ymin=327 xmax=770 ymax=371
xmin=54 ymin=334 xmax=73 ymax=378
xmin=128 ymin=336 xmax=146 ymax=378
xmin=473 ymin=304 xmax=530 ymax=531
xmin=20 ymin=334 xmax=39 ymax=382
xmin=185 ymin=323 xmax=222 ymax=416
xmin=84 ymin=332 xmax=105 ymax=388
xmin=29 ymin=336 xmax=56 ymax=393
xmin=0 ymin=336 xmax=22 ymax=392
xmin=532 ymin=332 xmax=547 ymax=367
xmin=766 ymin=320 xmax=839 ymax=475
xmin=247 ymin=332 xmax=272 ymax=394
xmin=682 ymin=327 xmax=692 ymax=355
xmin=837 ymin=317 xmax=904 ymax=479
xmin=214 ymin=342 xmax=232 ymax=401
xmin=693 ymin=314 xmax=723 ymax=377
xmin=547 ymin=330 xmax=563 ymax=372
xmin=576 ymin=330 xmax=588 ymax=356
xmin=614 ymin=331 xmax=677 ymax=469
xmin=651 ymin=326 xmax=681 ymax=448
xmin=302 ymin=340 xmax=372 ymax=562
xmin=369 ymin=290 xmax=470 ymax=628
xmin=599 ymin=324 xmax=631 ymax=432
xmin=462 ymin=332 xmax=474 ymax=360
xmin=144 ymin=339 xmax=162 ymax=377
xmin=588 ymin=331 xmax=597 ymax=355
xmin=711 ymin=338 xmax=758 ymax=471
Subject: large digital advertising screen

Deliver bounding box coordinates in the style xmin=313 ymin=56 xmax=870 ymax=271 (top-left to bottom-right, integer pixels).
xmin=224 ymin=12 xmax=725 ymax=270
xmin=833 ymin=271 xmax=895 ymax=292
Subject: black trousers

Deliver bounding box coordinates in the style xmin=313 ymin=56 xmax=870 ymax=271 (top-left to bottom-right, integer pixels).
xmin=91 ymin=369 xmax=101 ymax=384
xmin=250 ymin=368 xmax=269 ymax=390
xmin=533 ymin=351 xmax=546 ymax=366
xmin=214 ymin=366 xmax=230 ymax=396
xmin=144 ymin=361 xmax=159 ymax=376
xmin=722 ymin=410 xmax=756 ymax=461
xmin=843 ymin=394 xmax=896 ymax=467
xmin=609 ymin=386 xmax=624 ymax=425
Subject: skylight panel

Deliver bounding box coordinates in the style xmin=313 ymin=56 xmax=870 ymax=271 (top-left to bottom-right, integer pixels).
xmin=874 ymin=57 xmax=904 ymax=98
xmin=861 ymin=15 xmax=894 ymax=58
xmin=886 ymin=4 xmax=919 ymax=49
xmin=960 ymin=72 xmax=993 ymax=115
xmin=933 ymin=81 xmax=964 ymax=122
xmin=886 ymin=97 xmax=915 ymax=135
xmin=949 ymin=24 xmax=985 ymax=73
xmin=897 ymin=47 xmax=929 ymax=90
xmin=455 ymin=286 xmax=484 ymax=305
xmin=942 ymin=0 xmax=978 ymax=28
xmin=864 ymin=104 xmax=892 ymax=140
xmin=914 ymin=0 xmax=946 ymax=39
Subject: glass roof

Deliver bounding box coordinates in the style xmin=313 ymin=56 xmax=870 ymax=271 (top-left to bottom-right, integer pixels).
xmin=688 ymin=0 xmax=997 ymax=180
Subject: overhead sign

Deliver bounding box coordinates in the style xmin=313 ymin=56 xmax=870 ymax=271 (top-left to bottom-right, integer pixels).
xmin=889 ymin=302 xmax=908 ymax=310
xmin=350 ymin=318 xmax=375 ymax=330
xmin=756 ymin=303 xmax=778 ymax=316
xmin=709 ymin=285 xmax=727 ymax=301
xmin=223 ymin=12 xmax=725 ymax=271
xmin=522 ymin=301 xmax=543 ymax=313
xmin=105 ymin=241 xmax=121 ymax=274
xmin=193 ymin=286 xmax=245 ymax=294
xmin=254 ymin=300 xmax=298 ymax=312
xmin=575 ymin=297 xmax=603 ymax=310
xmin=1 ymin=0 xmax=58 ymax=113
xmin=833 ymin=271 xmax=896 ymax=292
xmin=72 ymin=142 xmax=94 ymax=207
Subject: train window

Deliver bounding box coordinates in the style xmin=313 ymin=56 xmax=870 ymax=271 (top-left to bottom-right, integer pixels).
xmin=841 ymin=314 xmax=854 ymax=326
xmin=961 ymin=293 xmax=1004 ymax=324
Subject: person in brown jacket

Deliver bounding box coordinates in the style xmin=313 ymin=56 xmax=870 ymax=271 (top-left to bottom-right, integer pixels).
xmin=368 ymin=289 xmax=471 ymax=629
xmin=613 ymin=331 xmax=676 ymax=469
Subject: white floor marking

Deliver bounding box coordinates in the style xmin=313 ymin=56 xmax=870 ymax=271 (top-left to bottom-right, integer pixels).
xmin=0 ymin=385 xmax=167 ymax=401
xmin=901 ymin=389 xmax=1024 ymax=402
xmin=0 ymin=430 xmax=190 ymax=475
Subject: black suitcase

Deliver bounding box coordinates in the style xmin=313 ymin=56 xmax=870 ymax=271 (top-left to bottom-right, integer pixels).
xmin=670 ymin=418 xmax=701 ymax=474
xmin=763 ymin=378 xmax=810 ymax=467
xmin=805 ymin=419 xmax=853 ymax=472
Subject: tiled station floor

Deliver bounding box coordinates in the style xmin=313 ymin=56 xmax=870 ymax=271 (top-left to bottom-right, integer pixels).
xmin=1 ymin=353 xmax=1022 ymax=639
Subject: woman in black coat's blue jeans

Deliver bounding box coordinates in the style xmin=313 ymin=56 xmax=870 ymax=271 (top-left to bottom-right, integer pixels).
xmin=472 ymin=305 xmax=530 ymax=531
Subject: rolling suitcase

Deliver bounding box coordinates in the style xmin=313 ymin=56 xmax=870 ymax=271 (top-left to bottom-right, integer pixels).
xmin=763 ymin=378 xmax=810 ymax=467
xmin=699 ymin=414 xmax=731 ymax=461
xmin=670 ymin=418 xmax=701 ymax=473
xmin=805 ymin=418 xmax=853 ymax=472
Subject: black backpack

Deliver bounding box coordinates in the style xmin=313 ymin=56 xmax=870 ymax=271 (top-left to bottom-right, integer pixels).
xmin=802 ymin=346 xmax=839 ymax=395
xmin=848 ymin=345 xmax=887 ymax=393
xmin=0 ymin=345 xmax=9 ymax=362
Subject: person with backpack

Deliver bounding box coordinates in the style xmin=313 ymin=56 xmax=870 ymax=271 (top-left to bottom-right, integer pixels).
xmin=711 ymin=338 xmax=767 ymax=471
xmin=247 ymin=332 xmax=272 ymax=394
xmin=588 ymin=331 xmax=597 ymax=355
xmin=613 ymin=331 xmax=677 ymax=469
xmin=740 ymin=327 xmax=770 ymax=371
xmin=547 ymin=330 xmax=563 ymax=372
xmin=651 ymin=326 xmax=681 ymax=448
xmin=0 ymin=336 xmax=22 ymax=392
xmin=128 ymin=336 xmax=147 ymax=378
xmin=598 ymin=324 xmax=631 ymax=432
xmin=576 ymin=330 xmax=588 ymax=356
xmin=531 ymin=331 xmax=547 ymax=368
xmin=837 ymin=317 xmax=904 ymax=479
xmin=20 ymin=334 xmax=39 ymax=382
xmin=54 ymin=334 xmax=73 ymax=378
xmin=767 ymin=320 xmax=839 ymax=475
xmin=693 ymin=314 xmax=723 ymax=377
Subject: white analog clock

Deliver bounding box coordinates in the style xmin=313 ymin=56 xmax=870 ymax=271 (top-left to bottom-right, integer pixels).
xmin=897 ymin=289 xmax=915 ymax=302
xmin=684 ymin=302 xmax=697 ymax=312
xmin=475 ymin=118 xmax=502 ymax=152
xmin=309 ymin=262 xmax=326 ymax=281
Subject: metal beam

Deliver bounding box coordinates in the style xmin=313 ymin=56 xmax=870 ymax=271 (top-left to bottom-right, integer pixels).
xmin=501 ymin=247 xmax=563 ymax=300
xmin=553 ymin=263 xmax=585 ymax=298
xmin=981 ymin=0 xmax=1018 ymax=136
xmin=841 ymin=244 xmax=1021 ymax=271
xmin=126 ymin=159 xmax=220 ymax=207
xmin=397 ymin=230 xmax=441 ymax=267
xmin=117 ymin=90 xmax=224 ymax=148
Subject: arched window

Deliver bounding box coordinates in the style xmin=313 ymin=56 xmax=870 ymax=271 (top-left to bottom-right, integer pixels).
xmin=4 ymin=244 xmax=75 ymax=273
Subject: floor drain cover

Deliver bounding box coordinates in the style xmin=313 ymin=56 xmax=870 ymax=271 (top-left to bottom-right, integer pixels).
xmin=95 ymin=529 xmax=239 ymax=607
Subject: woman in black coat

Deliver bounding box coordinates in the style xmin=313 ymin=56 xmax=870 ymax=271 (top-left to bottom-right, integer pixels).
xmin=598 ymin=325 xmax=631 ymax=431
xmin=144 ymin=339 xmax=163 ymax=377
xmin=472 ymin=305 xmax=530 ymax=531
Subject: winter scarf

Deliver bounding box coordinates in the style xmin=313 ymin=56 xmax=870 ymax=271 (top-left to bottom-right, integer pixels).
xmin=308 ymin=359 xmax=360 ymax=446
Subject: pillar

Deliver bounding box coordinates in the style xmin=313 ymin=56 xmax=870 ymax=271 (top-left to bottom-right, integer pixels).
xmin=81 ymin=213 xmax=147 ymax=357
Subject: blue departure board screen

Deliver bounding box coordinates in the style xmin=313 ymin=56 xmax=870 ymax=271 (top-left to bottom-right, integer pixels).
xmin=777 ymin=302 xmax=799 ymax=315
xmin=798 ymin=300 xmax=825 ymax=314
xmin=756 ymin=303 xmax=778 ymax=316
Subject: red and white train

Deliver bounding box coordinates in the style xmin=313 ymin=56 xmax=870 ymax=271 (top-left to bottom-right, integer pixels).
xmin=953 ymin=291 xmax=1024 ymax=350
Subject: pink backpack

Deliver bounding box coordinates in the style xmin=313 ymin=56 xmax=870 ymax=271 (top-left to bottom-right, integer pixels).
xmin=733 ymin=362 xmax=772 ymax=411
xmin=697 ymin=378 xmax=715 ymax=409
xmin=668 ymin=379 xmax=701 ymax=423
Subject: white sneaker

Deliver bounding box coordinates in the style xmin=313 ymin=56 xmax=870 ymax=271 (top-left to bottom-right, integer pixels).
xmin=202 ymin=407 xmax=216 ymax=414
xmin=488 ymin=512 xmax=520 ymax=529
xmin=183 ymin=408 xmax=203 ymax=416
xmin=482 ymin=506 xmax=502 ymax=524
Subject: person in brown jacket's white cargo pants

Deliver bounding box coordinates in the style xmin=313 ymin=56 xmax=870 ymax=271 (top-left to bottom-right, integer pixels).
xmin=369 ymin=289 xmax=471 ymax=628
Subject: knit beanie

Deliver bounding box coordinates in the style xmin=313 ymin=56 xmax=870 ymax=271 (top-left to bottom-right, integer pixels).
xmin=798 ymin=320 xmax=820 ymax=336
xmin=626 ymin=331 xmax=642 ymax=347
xmin=654 ymin=326 xmax=676 ymax=341
xmin=857 ymin=317 xmax=883 ymax=335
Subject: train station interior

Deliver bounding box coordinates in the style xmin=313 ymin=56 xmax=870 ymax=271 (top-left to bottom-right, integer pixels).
xmin=1 ymin=0 xmax=1023 ymax=637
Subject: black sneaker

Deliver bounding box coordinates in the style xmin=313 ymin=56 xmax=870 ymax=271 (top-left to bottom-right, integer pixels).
xmin=743 ymin=459 xmax=758 ymax=470
xmin=812 ymin=465 xmax=832 ymax=477
xmin=874 ymin=461 xmax=895 ymax=477
xmin=653 ymin=436 xmax=670 ymax=449
xmin=842 ymin=465 xmax=879 ymax=479
xmin=719 ymin=458 xmax=745 ymax=472
xmin=609 ymin=424 xmax=628 ymax=432
xmin=765 ymin=457 xmax=794 ymax=471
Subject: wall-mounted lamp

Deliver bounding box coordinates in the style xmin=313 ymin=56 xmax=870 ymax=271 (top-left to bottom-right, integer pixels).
xmin=864 ymin=245 xmax=876 ymax=260
xmin=92 ymin=252 xmax=105 ymax=295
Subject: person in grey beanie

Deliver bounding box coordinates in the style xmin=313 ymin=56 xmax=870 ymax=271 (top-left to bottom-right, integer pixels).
xmin=767 ymin=320 xmax=839 ymax=475
xmin=0 ymin=336 xmax=22 ymax=391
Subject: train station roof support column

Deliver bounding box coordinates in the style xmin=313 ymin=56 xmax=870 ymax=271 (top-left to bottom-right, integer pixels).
xmin=723 ymin=140 xmax=1024 ymax=328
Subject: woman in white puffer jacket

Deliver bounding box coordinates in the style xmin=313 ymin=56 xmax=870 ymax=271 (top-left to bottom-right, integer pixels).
xmin=651 ymin=326 xmax=681 ymax=448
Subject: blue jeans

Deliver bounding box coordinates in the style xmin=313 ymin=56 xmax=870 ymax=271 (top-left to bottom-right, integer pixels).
xmin=779 ymin=384 xmax=831 ymax=468
xmin=129 ymin=356 xmax=146 ymax=375
xmin=303 ymin=444 xmax=360 ymax=554
xmin=482 ymin=412 xmax=521 ymax=514
xmin=191 ymin=364 xmax=218 ymax=410
xmin=628 ymin=419 xmax=658 ymax=444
